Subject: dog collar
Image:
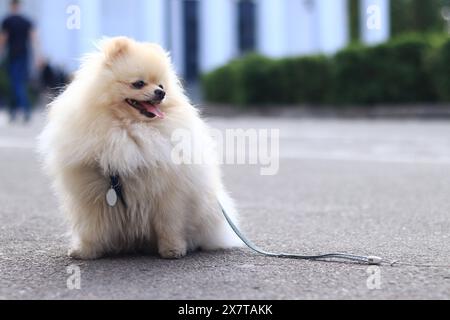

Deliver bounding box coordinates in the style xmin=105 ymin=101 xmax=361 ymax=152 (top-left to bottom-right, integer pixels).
xmin=106 ymin=174 xmax=127 ymax=208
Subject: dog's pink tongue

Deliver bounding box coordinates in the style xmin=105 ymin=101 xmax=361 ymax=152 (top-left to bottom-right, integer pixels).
xmin=142 ymin=102 xmax=165 ymax=119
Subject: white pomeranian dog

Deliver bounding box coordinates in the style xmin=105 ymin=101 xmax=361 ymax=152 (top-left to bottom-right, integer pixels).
xmin=38 ymin=37 xmax=241 ymax=260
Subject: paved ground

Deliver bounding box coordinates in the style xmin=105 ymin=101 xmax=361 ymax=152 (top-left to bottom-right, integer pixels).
xmin=0 ymin=110 xmax=449 ymax=300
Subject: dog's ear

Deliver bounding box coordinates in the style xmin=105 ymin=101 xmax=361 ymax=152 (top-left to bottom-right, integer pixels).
xmin=103 ymin=37 xmax=130 ymax=64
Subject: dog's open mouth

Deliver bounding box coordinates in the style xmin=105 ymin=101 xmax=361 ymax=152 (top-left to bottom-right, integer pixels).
xmin=125 ymin=99 xmax=165 ymax=119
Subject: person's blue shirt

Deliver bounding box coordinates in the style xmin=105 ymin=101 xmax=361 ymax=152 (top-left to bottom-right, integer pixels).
xmin=1 ymin=14 xmax=33 ymax=59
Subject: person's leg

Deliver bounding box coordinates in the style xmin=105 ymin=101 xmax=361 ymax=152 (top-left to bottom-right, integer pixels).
xmin=8 ymin=56 xmax=31 ymax=123
xmin=7 ymin=59 xmax=20 ymax=122
xmin=16 ymin=56 xmax=31 ymax=122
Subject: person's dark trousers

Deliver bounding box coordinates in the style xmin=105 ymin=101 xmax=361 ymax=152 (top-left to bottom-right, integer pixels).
xmin=8 ymin=55 xmax=31 ymax=122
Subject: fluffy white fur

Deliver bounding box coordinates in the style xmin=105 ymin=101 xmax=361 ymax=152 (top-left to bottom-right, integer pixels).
xmin=38 ymin=37 xmax=241 ymax=260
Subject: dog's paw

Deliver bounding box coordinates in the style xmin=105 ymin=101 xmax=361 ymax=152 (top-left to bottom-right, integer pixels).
xmin=68 ymin=247 xmax=102 ymax=260
xmin=159 ymin=247 xmax=187 ymax=259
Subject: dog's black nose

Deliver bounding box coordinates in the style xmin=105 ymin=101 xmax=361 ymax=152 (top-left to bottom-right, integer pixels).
xmin=154 ymin=89 xmax=166 ymax=100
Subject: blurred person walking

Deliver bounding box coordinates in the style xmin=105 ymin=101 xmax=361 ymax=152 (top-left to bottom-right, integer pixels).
xmin=0 ymin=0 xmax=38 ymax=123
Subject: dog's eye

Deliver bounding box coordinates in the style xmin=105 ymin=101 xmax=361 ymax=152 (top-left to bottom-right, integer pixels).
xmin=132 ymin=81 xmax=146 ymax=89
xmin=159 ymin=84 xmax=164 ymax=89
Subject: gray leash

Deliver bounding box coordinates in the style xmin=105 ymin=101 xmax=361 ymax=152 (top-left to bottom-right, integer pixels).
xmin=219 ymin=202 xmax=383 ymax=265
xmin=106 ymin=174 xmax=446 ymax=267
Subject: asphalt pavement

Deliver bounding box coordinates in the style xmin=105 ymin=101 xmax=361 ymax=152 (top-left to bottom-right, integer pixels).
xmin=0 ymin=110 xmax=449 ymax=299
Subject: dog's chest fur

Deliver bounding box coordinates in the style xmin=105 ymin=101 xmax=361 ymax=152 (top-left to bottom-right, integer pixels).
xmin=95 ymin=121 xmax=198 ymax=245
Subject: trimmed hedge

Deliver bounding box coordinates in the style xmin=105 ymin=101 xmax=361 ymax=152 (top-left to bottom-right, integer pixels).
xmin=333 ymin=35 xmax=437 ymax=105
xmin=279 ymin=56 xmax=332 ymax=104
xmin=202 ymin=54 xmax=332 ymax=106
xmin=202 ymin=63 xmax=237 ymax=104
xmin=202 ymin=54 xmax=282 ymax=106
xmin=202 ymin=34 xmax=450 ymax=106
xmin=0 ymin=62 xmax=10 ymax=105
xmin=233 ymin=54 xmax=280 ymax=105
xmin=428 ymin=40 xmax=450 ymax=101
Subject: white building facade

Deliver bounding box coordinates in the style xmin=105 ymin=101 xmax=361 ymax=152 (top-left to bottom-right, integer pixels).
xmin=0 ymin=0 xmax=390 ymax=79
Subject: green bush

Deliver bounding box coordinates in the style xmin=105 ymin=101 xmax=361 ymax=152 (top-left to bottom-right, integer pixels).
xmin=391 ymin=0 xmax=446 ymax=36
xmin=0 ymin=63 xmax=10 ymax=104
xmin=202 ymin=34 xmax=449 ymax=106
xmin=279 ymin=56 xmax=332 ymax=104
xmin=331 ymin=45 xmax=371 ymax=105
xmin=428 ymin=39 xmax=450 ymax=101
xmin=233 ymin=54 xmax=281 ymax=105
xmin=202 ymin=54 xmax=284 ymax=106
xmin=332 ymin=35 xmax=437 ymax=105
xmin=203 ymin=54 xmax=332 ymax=106
xmin=201 ymin=63 xmax=237 ymax=104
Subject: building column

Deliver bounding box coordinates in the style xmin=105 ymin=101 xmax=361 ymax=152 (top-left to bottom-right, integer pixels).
xmin=77 ymin=0 xmax=101 ymax=59
xmin=0 ymin=1 xmax=8 ymax=16
xmin=316 ymin=0 xmax=349 ymax=54
xmin=136 ymin=0 xmax=166 ymax=46
xmin=19 ymin=0 xmax=40 ymax=20
xmin=287 ymin=0 xmax=320 ymax=56
xmin=360 ymin=0 xmax=390 ymax=45
xmin=169 ymin=0 xmax=185 ymax=77
xmin=30 ymin=0 xmax=88 ymax=72
xmin=258 ymin=0 xmax=349 ymax=57
xmin=256 ymin=0 xmax=288 ymax=57
xmin=199 ymin=0 xmax=237 ymax=73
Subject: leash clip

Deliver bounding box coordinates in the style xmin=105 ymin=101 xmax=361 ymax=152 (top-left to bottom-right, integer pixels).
xmin=367 ymin=256 xmax=383 ymax=265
